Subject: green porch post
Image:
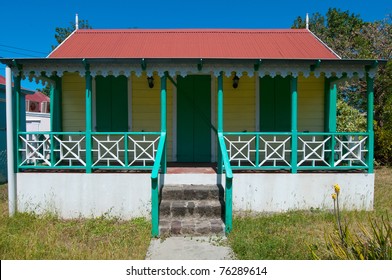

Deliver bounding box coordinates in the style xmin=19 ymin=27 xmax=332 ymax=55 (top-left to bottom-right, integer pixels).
xmin=50 ymin=76 xmax=62 ymax=132
xmin=49 ymin=76 xmax=62 ymax=165
xmin=290 ymin=77 xmax=298 ymax=173
xmin=326 ymin=79 xmax=338 ymax=167
xmin=160 ymin=75 xmax=167 ymax=172
xmin=217 ymin=73 xmax=223 ymax=173
xmin=13 ymin=73 xmax=22 ymax=171
xmin=366 ymin=74 xmax=374 ymax=173
xmin=84 ymin=62 xmax=92 ymax=173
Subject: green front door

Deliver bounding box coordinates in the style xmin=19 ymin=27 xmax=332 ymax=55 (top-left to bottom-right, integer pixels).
xmin=177 ymin=75 xmax=211 ymax=162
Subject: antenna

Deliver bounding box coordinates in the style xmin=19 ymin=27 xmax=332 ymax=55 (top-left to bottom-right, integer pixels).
xmin=75 ymin=14 xmax=79 ymax=30
xmin=306 ymin=13 xmax=309 ymax=30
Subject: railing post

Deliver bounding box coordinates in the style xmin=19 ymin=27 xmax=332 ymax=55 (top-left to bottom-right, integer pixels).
xmin=217 ymin=72 xmax=223 ymax=173
xmin=225 ymin=177 xmax=233 ymax=234
xmin=290 ymin=77 xmax=298 ymax=173
xmin=161 ymin=75 xmax=167 ymax=173
xmin=366 ymin=73 xmax=374 ymax=173
xmin=84 ymin=61 xmax=92 ymax=173
xmin=151 ymin=177 xmax=159 ymax=237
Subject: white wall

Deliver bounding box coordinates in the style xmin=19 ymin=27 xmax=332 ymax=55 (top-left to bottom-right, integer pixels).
xmin=16 ymin=172 xmax=374 ymax=219
xmin=17 ymin=173 xmax=151 ymax=219
xmin=26 ymin=112 xmax=51 ymax=132
xmin=232 ymin=173 xmax=374 ymax=212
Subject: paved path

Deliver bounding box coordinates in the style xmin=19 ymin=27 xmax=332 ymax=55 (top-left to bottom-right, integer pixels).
xmin=145 ymin=236 xmax=235 ymax=260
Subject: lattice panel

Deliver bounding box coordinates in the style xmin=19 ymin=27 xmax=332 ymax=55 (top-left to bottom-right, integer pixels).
xmin=53 ymin=135 xmax=86 ymax=166
xmin=127 ymin=135 xmax=160 ymax=166
xmin=297 ymin=136 xmax=332 ymax=167
xmin=334 ymin=135 xmax=368 ymax=167
xmin=92 ymin=135 xmax=125 ymax=166
xmin=19 ymin=134 xmax=51 ymax=166
xmin=259 ymin=136 xmax=292 ymax=167
xmin=224 ymin=135 xmax=257 ymax=167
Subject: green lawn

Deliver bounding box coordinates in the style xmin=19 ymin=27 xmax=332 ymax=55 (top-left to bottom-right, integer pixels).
xmin=0 ymin=185 xmax=151 ymax=259
xmin=228 ymin=167 xmax=392 ymax=259
xmin=0 ymin=168 xmax=390 ymax=259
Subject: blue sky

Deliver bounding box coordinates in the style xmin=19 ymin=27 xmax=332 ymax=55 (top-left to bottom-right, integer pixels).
xmin=1 ymin=0 xmax=391 ymax=89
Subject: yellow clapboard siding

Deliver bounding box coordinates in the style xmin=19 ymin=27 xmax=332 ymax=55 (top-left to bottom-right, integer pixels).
xmin=131 ymin=73 xmax=174 ymax=161
xmin=298 ymin=74 xmax=325 ymax=132
xmin=223 ymin=74 xmax=255 ymax=132
xmin=62 ymin=73 xmax=86 ymax=132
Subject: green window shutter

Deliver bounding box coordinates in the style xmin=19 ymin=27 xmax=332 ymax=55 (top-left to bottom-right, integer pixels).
xmin=96 ymin=76 xmax=112 ymax=132
xmin=260 ymin=76 xmax=291 ymax=132
xmin=111 ymin=76 xmax=128 ymax=131
xmin=95 ymin=75 xmax=128 ymax=132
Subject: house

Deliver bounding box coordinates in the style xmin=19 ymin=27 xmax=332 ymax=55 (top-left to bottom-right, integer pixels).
xmin=0 ymin=75 xmax=32 ymax=183
xmin=1 ymin=26 xmax=384 ymax=236
xmin=26 ymin=91 xmax=50 ymax=132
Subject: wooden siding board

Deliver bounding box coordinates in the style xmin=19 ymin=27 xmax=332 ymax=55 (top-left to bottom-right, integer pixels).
xmin=298 ymin=74 xmax=325 ymax=132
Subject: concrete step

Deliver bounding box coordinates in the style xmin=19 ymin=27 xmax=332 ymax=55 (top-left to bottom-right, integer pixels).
xmin=160 ymin=199 xmax=224 ymax=219
xmin=159 ymin=218 xmax=225 ymax=236
xmin=161 ymin=184 xmax=221 ymax=201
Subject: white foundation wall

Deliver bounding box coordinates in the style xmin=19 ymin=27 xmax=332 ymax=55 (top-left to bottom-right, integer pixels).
xmin=232 ymin=173 xmax=374 ymax=212
xmin=16 ymin=172 xmax=374 ymax=219
xmin=17 ymin=173 xmax=152 ymax=219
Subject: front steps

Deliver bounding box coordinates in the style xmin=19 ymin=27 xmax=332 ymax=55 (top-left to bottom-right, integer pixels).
xmin=159 ymin=184 xmax=225 ymax=236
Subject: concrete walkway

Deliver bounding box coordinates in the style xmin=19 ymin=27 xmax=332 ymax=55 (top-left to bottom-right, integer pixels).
xmin=145 ymin=236 xmax=235 ymax=260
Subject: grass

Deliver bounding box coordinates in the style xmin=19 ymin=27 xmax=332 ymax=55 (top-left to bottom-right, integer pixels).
xmin=228 ymin=167 xmax=392 ymax=259
xmin=1 ymin=168 xmax=390 ymax=259
xmin=0 ymin=185 xmax=151 ymax=259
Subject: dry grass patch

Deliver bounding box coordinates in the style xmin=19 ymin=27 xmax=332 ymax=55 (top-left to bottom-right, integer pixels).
xmin=0 ymin=184 xmax=151 ymax=260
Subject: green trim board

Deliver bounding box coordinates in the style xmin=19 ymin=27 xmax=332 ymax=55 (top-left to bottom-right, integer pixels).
xmin=177 ymin=75 xmax=211 ymax=162
xmin=259 ymin=76 xmax=291 ymax=132
xmin=95 ymin=75 xmax=128 ymax=132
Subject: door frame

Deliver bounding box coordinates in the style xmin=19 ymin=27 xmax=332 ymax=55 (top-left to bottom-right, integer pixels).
xmin=172 ymin=74 xmax=216 ymax=162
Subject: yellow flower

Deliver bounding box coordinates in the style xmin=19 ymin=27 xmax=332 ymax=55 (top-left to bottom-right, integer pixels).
xmin=331 ymin=193 xmax=337 ymax=200
xmin=334 ymin=184 xmax=341 ymax=195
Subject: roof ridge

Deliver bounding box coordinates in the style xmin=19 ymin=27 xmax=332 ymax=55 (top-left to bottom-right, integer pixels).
xmin=75 ymin=28 xmax=309 ymax=33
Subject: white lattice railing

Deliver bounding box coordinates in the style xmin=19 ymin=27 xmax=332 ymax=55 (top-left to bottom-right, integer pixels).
xmin=223 ymin=133 xmax=292 ymax=168
xmin=19 ymin=133 xmax=86 ymax=167
xmin=18 ymin=132 xmax=161 ymax=169
xmin=92 ymin=133 xmax=160 ymax=167
xmin=297 ymin=133 xmax=368 ymax=168
xmin=223 ymin=132 xmax=369 ymax=170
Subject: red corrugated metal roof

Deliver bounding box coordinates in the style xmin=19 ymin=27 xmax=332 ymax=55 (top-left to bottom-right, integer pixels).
xmin=0 ymin=75 xmax=6 ymax=85
xmin=25 ymin=91 xmax=49 ymax=102
xmin=49 ymin=29 xmax=339 ymax=59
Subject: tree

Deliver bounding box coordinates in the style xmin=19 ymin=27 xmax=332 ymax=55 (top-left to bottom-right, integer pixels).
xmin=293 ymin=9 xmax=392 ymax=165
xmin=36 ymin=19 xmax=93 ymax=96
xmin=52 ymin=19 xmax=92 ymax=49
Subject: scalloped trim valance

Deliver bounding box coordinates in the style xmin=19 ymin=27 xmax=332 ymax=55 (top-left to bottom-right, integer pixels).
xmin=12 ymin=60 xmax=377 ymax=83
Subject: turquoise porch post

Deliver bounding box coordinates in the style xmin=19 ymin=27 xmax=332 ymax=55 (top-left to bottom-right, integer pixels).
xmin=13 ymin=72 xmax=22 ymax=171
xmin=326 ymin=79 xmax=338 ymax=167
xmin=290 ymin=77 xmax=298 ymax=173
xmin=50 ymin=76 xmax=62 ymax=165
xmin=161 ymin=75 xmax=167 ymax=173
xmin=84 ymin=62 xmax=92 ymax=173
xmin=366 ymin=74 xmax=374 ymax=173
xmin=217 ymin=73 xmax=223 ymax=173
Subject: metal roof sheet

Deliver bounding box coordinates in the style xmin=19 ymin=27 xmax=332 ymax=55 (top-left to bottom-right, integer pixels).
xmin=49 ymin=29 xmax=339 ymax=59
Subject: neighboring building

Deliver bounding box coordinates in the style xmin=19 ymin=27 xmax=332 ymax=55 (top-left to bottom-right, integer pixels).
xmin=1 ymin=28 xmax=384 ymax=236
xmin=26 ymin=91 xmax=50 ymax=132
xmin=0 ymin=75 xmax=32 ymax=183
